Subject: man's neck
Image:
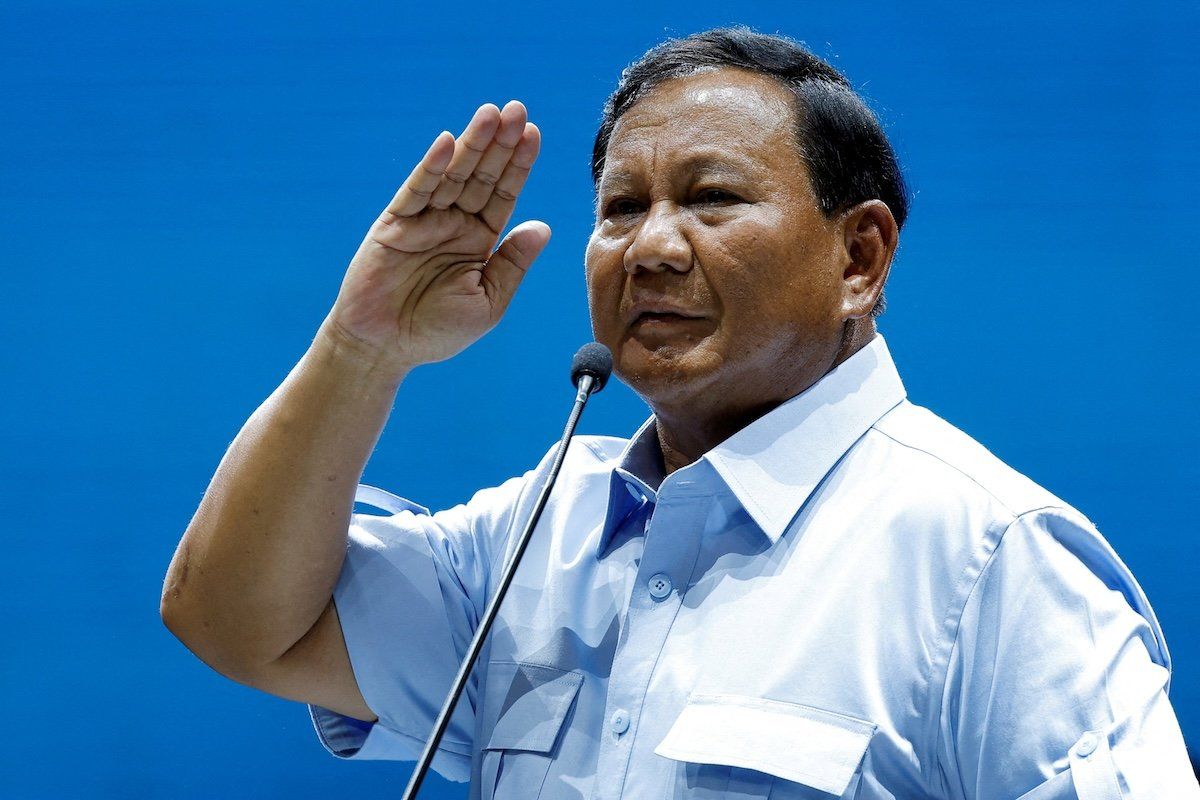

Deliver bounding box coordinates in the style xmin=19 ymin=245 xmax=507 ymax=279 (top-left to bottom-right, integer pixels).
xmin=651 ymin=320 xmax=876 ymax=475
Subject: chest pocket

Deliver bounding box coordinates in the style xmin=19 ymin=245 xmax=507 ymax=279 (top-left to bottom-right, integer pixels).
xmin=653 ymin=693 xmax=877 ymax=799
xmin=479 ymin=661 xmax=584 ymax=800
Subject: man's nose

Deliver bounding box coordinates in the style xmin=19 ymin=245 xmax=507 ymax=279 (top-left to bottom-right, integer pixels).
xmin=623 ymin=201 xmax=693 ymax=274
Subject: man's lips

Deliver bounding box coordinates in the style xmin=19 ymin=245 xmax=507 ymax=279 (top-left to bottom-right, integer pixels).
xmin=625 ymin=308 xmax=714 ymax=344
xmin=624 ymin=301 xmax=708 ymax=327
xmin=630 ymin=311 xmax=707 ymax=327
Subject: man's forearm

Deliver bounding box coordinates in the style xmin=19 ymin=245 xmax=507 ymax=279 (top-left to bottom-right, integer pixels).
xmin=160 ymin=319 xmax=411 ymax=675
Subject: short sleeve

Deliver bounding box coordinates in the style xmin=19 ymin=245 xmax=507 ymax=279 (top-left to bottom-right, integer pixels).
xmin=937 ymin=507 xmax=1200 ymax=799
xmin=308 ymin=472 xmax=535 ymax=782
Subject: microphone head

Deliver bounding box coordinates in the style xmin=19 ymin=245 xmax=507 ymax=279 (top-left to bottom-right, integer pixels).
xmin=570 ymin=342 xmax=613 ymax=393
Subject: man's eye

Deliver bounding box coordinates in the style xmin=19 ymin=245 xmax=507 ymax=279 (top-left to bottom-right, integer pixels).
xmin=695 ymin=188 xmax=739 ymax=205
xmin=605 ymin=198 xmax=644 ymax=216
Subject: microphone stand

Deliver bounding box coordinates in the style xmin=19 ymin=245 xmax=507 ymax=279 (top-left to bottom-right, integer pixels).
xmin=400 ymin=347 xmax=610 ymax=800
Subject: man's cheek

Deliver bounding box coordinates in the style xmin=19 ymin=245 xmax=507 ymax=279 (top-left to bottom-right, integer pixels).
xmin=587 ymin=273 xmax=621 ymax=318
xmin=585 ymin=299 xmax=622 ymax=352
xmin=583 ymin=272 xmax=609 ymax=323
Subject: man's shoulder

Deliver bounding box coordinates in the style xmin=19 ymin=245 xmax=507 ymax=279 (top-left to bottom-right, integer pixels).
xmin=868 ymin=399 xmax=1074 ymax=521
xmin=869 ymin=400 xmax=1173 ymax=674
xmin=517 ymin=435 xmax=630 ymax=490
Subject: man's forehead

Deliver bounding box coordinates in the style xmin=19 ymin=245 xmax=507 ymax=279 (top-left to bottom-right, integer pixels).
xmin=616 ymin=79 xmax=790 ymax=133
xmin=603 ymin=70 xmax=796 ymax=173
xmin=626 ymin=68 xmax=793 ymax=118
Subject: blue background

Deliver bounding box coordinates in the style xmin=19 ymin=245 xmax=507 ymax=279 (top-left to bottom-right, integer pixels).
xmin=2 ymin=1 xmax=1196 ymax=796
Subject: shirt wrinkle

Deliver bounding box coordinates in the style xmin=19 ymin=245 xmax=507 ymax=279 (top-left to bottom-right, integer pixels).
xmin=931 ymin=508 xmax=1064 ymax=794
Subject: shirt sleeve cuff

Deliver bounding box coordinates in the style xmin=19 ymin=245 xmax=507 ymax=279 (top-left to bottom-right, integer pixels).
xmin=308 ymin=703 xmax=473 ymax=783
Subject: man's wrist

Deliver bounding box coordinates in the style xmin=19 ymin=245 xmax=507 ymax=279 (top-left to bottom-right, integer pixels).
xmin=310 ymin=317 xmax=416 ymax=392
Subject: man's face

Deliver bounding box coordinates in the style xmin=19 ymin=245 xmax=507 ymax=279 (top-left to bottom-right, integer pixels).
xmin=585 ymin=68 xmax=851 ymax=412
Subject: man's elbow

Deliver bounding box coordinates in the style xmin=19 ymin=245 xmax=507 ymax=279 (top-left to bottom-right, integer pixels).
xmin=159 ymin=563 xmax=192 ymax=645
xmin=159 ymin=584 xmax=262 ymax=684
xmin=159 ymin=591 xmax=200 ymax=655
xmin=160 ymin=539 xmax=196 ymax=640
xmin=160 ymin=590 xmax=210 ymax=663
xmin=159 ymin=576 xmax=185 ymax=633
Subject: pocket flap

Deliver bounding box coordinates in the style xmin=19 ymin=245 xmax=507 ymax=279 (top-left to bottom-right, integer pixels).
xmin=482 ymin=661 xmax=584 ymax=754
xmin=654 ymin=693 xmax=877 ymax=796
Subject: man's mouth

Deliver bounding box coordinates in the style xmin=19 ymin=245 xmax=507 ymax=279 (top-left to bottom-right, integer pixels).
xmin=625 ymin=299 xmax=709 ymax=327
xmin=632 ymin=311 xmax=703 ymax=326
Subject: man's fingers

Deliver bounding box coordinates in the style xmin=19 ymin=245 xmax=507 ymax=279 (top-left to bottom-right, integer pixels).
xmin=479 ymin=123 xmax=541 ymax=233
xmin=429 ymin=104 xmax=501 ymax=210
xmin=482 ymin=220 xmax=551 ymax=309
xmin=384 ymin=131 xmax=454 ymax=218
xmin=456 ymin=100 xmax=528 ymax=215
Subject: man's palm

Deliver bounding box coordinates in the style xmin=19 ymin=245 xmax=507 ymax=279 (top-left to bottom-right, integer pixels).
xmin=327 ymin=100 xmax=550 ymax=368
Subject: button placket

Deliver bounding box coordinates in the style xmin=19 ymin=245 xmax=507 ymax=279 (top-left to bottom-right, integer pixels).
xmin=590 ymin=491 xmax=711 ymax=800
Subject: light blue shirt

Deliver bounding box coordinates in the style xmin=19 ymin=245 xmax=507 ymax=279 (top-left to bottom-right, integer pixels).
xmin=308 ymin=334 xmax=1197 ymax=798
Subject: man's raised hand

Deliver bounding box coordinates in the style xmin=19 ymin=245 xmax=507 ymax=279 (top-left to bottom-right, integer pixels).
xmin=321 ymin=100 xmax=550 ymax=373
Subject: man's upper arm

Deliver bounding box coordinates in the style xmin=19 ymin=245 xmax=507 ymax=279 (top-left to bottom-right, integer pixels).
xmin=243 ymin=597 xmax=377 ymax=723
xmin=937 ymin=507 xmax=1198 ymax=799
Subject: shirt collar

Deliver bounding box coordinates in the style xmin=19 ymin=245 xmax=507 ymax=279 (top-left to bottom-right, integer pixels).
xmin=597 ymin=416 xmax=662 ymax=556
xmin=596 ymin=333 xmax=907 ymax=558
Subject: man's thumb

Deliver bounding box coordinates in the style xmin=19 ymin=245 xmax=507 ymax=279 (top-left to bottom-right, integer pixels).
xmin=482 ymin=220 xmax=551 ymax=306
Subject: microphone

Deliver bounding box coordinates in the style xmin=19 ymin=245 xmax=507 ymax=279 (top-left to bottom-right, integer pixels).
xmin=571 ymin=341 xmax=613 ymax=397
xmin=401 ymin=343 xmax=614 ymax=800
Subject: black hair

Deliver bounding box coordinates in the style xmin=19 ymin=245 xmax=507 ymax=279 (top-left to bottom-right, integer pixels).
xmin=591 ymin=26 xmax=909 ymax=319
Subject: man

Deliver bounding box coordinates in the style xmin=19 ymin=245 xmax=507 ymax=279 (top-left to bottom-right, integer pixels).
xmin=160 ymin=27 xmax=1198 ymax=799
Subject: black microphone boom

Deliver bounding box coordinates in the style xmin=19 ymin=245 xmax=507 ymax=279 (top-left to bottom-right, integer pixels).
xmin=400 ymin=342 xmax=613 ymax=800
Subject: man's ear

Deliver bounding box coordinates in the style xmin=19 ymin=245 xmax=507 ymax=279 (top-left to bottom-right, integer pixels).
xmin=838 ymin=200 xmax=898 ymax=320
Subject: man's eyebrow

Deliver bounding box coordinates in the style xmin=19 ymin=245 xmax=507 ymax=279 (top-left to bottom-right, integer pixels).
xmin=598 ymin=152 xmax=759 ymax=194
xmin=674 ymin=152 xmax=756 ymax=177
xmin=600 ymin=171 xmax=637 ymax=187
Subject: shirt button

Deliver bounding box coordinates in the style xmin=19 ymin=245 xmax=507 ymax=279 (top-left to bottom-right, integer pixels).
xmin=647 ymin=572 xmax=673 ymax=599
xmin=1074 ymin=732 xmax=1099 ymax=757
xmin=610 ymin=709 xmax=630 ymax=734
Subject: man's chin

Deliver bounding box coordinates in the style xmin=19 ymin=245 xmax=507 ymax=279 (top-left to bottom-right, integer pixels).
xmin=614 ymin=337 xmax=724 ymax=399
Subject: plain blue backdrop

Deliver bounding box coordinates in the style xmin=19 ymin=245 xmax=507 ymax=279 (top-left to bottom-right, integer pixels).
xmin=2 ymin=1 xmax=1196 ymax=797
